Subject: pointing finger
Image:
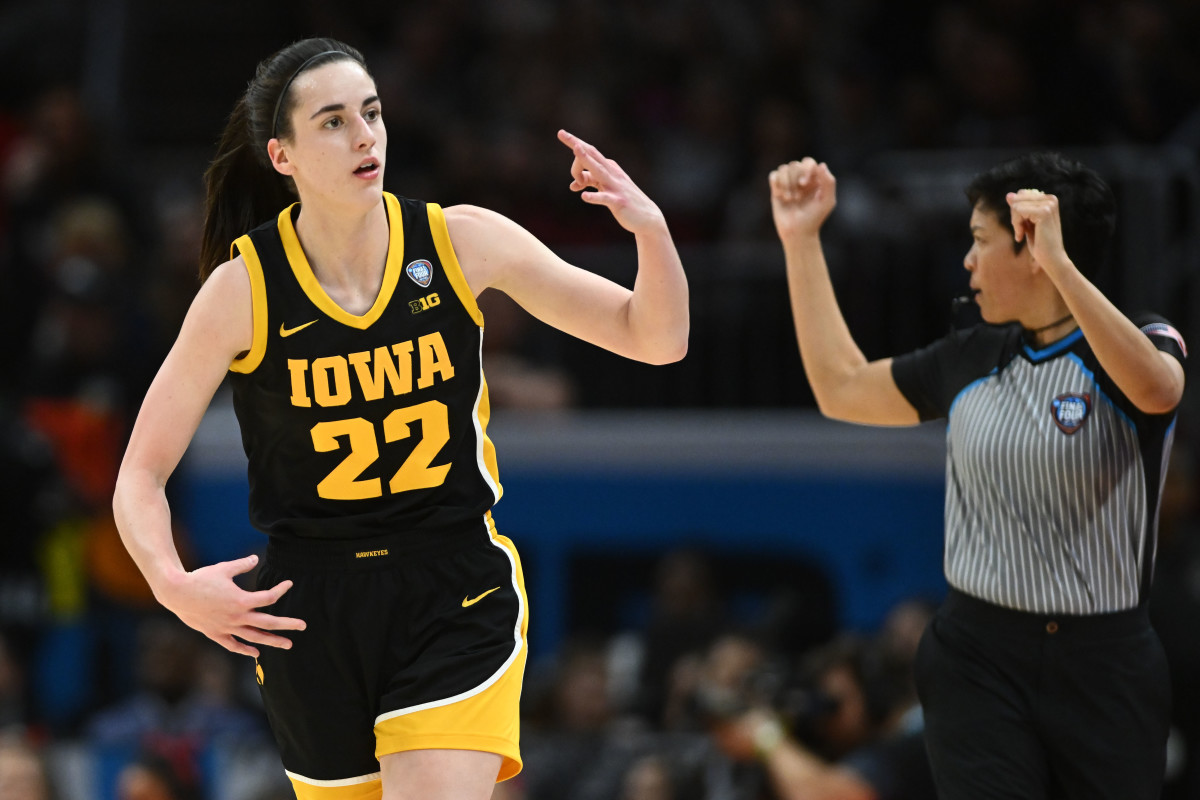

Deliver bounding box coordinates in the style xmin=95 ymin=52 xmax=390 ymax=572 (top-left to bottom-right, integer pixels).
xmin=567 ymin=138 xmax=611 ymax=179
xmin=557 ymin=129 xmax=579 ymax=148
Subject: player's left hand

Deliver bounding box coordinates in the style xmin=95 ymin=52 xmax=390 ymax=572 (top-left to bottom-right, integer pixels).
xmin=1007 ymin=189 xmax=1071 ymax=277
xmin=558 ymin=129 xmax=667 ymax=236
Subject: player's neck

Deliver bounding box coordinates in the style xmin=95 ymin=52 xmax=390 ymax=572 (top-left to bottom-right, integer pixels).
xmin=294 ymin=198 xmax=390 ymax=300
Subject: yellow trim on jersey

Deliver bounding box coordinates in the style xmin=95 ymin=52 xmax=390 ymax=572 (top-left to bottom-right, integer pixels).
xmin=276 ymin=193 xmax=405 ymax=330
xmin=229 ymin=235 xmax=269 ymax=374
xmin=427 ymin=203 xmax=485 ymax=327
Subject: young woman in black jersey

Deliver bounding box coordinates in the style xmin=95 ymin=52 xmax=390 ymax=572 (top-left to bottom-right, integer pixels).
xmin=113 ymin=38 xmax=688 ymax=799
xmin=766 ymin=152 xmax=1185 ymax=800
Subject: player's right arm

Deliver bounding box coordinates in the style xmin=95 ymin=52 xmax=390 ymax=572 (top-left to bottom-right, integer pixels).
xmin=770 ymin=159 xmax=919 ymax=426
xmin=113 ymin=258 xmax=305 ymax=657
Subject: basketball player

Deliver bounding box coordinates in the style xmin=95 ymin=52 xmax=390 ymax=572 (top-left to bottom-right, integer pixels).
xmin=113 ymin=38 xmax=688 ymax=800
xmin=768 ymin=152 xmax=1185 ymax=799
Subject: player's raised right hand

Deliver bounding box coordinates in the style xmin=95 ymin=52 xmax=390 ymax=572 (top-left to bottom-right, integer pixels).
xmin=769 ymin=158 xmax=838 ymax=243
xmin=155 ymin=553 xmax=306 ymax=658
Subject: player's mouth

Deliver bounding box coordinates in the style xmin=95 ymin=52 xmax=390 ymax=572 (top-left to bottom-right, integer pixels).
xmin=353 ymin=158 xmax=381 ymax=180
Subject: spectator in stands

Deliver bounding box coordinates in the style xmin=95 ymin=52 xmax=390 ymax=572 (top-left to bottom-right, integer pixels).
xmin=619 ymin=753 xmax=679 ymax=800
xmin=0 ymin=632 xmax=29 ymax=734
xmin=0 ymin=735 xmax=55 ymax=800
xmin=711 ymin=634 xmax=935 ymax=800
xmin=87 ymin=615 xmax=267 ymax=766
xmin=521 ymin=638 xmax=643 ymax=800
xmin=0 ymin=402 xmax=63 ymax=731
xmin=477 ymin=289 xmax=576 ymax=410
xmin=636 ymin=549 xmax=727 ymax=728
xmin=1 ymin=85 xmax=148 ymax=383
xmin=115 ymin=751 xmax=197 ymax=800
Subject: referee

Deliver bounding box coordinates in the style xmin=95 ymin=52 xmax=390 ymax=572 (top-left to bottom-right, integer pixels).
xmin=767 ymin=151 xmax=1186 ymax=800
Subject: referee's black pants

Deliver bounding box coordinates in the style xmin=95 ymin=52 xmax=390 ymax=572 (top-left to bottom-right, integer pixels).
xmin=915 ymin=589 xmax=1170 ymax=800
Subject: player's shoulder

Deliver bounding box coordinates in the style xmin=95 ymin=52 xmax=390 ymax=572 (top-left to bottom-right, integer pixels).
xmin=174 ymin=255 xmax=254 ymax=362
xmin=204 ymin=254 xmax=251 ymax=297
xmin=192 ymin=255 xmax=253 ymax=331
xmin=442 ymin=204 xmax=540 ymax=268
xmin=442 ymin=203 xmax=513 ymax=231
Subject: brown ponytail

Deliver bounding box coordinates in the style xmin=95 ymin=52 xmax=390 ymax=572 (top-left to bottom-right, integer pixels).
xmin=199 ymin=38 xmax=370 ymax=280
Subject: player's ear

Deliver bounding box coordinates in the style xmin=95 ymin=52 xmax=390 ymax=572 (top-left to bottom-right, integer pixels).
xmin=268 ymin=138 xmax=295 ymax=177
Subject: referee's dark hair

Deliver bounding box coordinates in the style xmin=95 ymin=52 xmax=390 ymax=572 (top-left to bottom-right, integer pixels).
xmin=965 ymin=152 xmax=1117 ymax=281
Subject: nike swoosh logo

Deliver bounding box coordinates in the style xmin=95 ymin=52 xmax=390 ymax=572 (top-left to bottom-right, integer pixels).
xmin=280 ymin=320 xmax=318 ymax=337
xmin=462 ymin=587 xmax=501 ymax=607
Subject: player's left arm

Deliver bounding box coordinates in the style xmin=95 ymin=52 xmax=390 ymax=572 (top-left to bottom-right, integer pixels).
xmin=445 ymin=130 xmax=688 ymax=365
xmin=1008 ymin=189 xmax=1185 ymax=414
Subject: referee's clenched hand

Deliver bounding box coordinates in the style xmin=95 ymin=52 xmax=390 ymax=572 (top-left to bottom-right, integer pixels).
xmin=1006 ymin=188 xmax=1070 ymax=278
xmin=155 ymin=553 xmax=306 ymax=658
xmin=768 ymin=157 xmax=838 ymax=243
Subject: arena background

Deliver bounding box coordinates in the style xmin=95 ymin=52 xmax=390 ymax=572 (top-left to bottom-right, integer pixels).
xmin=0 ymin=2 xmax=1197 ymax=798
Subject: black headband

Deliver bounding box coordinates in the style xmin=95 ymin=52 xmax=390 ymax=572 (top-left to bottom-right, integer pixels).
xmin=270 ymin=50 xmax=346 ymax=139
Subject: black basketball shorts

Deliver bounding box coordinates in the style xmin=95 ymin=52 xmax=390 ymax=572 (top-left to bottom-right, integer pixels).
xmin=252 ymin=511 xmax=527 ymax=798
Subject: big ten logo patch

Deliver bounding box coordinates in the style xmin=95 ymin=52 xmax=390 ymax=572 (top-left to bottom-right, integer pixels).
xmin=410 ymin=293 xmax=441 ymax=315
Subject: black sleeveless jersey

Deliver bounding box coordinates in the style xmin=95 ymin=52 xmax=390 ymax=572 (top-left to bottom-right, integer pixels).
xmin=227 ymin=193 xmax=502 ymax=541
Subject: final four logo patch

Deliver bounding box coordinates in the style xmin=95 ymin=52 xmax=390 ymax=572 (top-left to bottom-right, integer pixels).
xmin=1052 ymin=393 xmax=1091 ymax=434
xmin=406 ymin=259 xmax=433 ymax=288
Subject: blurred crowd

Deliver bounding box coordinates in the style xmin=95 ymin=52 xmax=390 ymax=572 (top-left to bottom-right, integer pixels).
xmin=1 ymin=0 xmax=1199 ymax=797
xmin=323 ymin=0 xmax=1200 ymax=244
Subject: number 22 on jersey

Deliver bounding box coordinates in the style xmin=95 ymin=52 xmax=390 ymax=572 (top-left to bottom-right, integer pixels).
xmin=310 ymin=400 xmax=451 ymax=500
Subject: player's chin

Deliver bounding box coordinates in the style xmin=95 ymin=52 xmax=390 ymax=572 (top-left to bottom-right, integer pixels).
xmin=345 ymin=175 xmax=386 ymax=202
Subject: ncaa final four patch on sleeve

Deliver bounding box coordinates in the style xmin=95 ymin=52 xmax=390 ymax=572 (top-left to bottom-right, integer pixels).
xmin=1141 ymin=322 xmax=1187 ymax=358
xmin=1052 ymin=393 xmax=1091 ymax=435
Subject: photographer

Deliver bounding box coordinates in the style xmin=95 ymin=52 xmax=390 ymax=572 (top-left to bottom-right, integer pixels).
xmin=710 ymin=636 xmax=935 ymax=800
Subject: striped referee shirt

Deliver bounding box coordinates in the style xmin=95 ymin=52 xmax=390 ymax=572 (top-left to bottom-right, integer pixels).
xmin=892 ymin=316 xmax=1187 ymax=615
